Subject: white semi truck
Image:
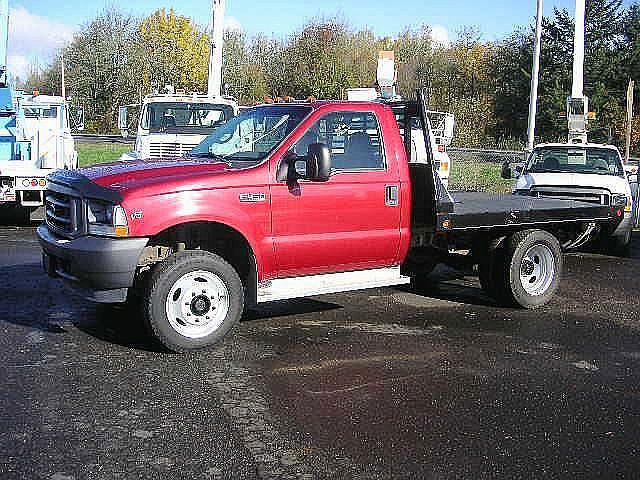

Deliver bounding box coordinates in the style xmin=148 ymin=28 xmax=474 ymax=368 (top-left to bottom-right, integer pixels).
xmin=0 ymin=0 xmax=81 ymax=220
xmin=118 ymin=0 xmax=238 ymax=160
xmin=118 ymin=91 xmax=237 ymax=160
xmin=0 ymin=93 xmax=81 ymax=218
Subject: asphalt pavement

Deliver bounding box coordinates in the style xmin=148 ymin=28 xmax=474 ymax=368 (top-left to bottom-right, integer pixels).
xmin=1 ymin=226 xmax=640 ymax=480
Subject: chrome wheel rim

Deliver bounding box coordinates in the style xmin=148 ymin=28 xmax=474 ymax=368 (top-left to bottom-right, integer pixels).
xmin=165 ymin=270 xmax=230 ymax=339
xmin=519 ymin=245 xmax=555 ymax=296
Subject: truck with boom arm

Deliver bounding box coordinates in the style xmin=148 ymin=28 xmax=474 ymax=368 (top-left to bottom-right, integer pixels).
xmin=118 ymin=0 xmax=238 ymax=160
xmin=0 ymin=0 xmax=81 ymax=220
xmin=37 ymin=90 xmax=624 ymax=352
xmin=503 ymin=0 xmax=634 ymax=255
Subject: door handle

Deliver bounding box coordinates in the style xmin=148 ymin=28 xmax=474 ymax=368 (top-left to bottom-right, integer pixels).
xmin=385 ymin=185 xmax=399 ymax=207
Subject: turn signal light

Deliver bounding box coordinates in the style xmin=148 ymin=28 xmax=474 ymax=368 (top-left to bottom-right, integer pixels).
xmin=441 ymin=161 xmax=450 ymax=173
xmin=115 ymin=226 xmax=129 ymax=237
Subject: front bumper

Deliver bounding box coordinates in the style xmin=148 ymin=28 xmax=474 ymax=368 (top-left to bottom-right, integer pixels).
xmin=37 ymin=224 xmax=148 ymax=303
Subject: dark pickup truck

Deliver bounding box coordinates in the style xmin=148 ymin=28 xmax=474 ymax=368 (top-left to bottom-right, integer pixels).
xmin=38 ymin=90 xmax=621 ymax=351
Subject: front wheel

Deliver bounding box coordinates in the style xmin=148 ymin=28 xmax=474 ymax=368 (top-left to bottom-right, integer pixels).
xmin=143 ymin=250 xmax=244 ymax=352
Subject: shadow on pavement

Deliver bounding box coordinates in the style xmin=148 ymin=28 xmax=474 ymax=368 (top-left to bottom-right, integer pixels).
xmin=78 ymin=302 xmax=166 ymax=353
xmin=0 ymin=208 xmax=39 ymax=227
xmin=243 ymin=298 xmax=343 ymax=322
xmin=400 ymin=263 xmax=498 ymax=308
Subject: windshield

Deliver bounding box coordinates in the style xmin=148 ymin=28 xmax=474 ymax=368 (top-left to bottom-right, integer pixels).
xmin=23 ymin=105 xmax=58 ymax=119
xmin=527 ymin=147 xmax=624 ymax=176
xmin=141 ymin=102 xmax=234 ymax=134
xmin=189 ymin=105 xmax=312 ymax=164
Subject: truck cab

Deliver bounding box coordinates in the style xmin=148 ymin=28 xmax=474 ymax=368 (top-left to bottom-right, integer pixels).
xmin=119 ymin=93 xmax=238 ymax=160
xmin=506 ymin=143 xmax=634 ymax=254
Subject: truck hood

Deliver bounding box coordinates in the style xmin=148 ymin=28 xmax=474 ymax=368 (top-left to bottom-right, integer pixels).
xmin=80 ymin=158 xmax=230 ymax=191
xmin=516 ymin=172 xmax=630 ymax=195
xmin=0 ymin=159 xmax=42 ymax=176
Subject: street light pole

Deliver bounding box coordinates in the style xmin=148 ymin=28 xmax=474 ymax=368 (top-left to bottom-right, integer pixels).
xmin=527 ymin=0 xmax=544 ymax=152
xmin=61 ymin=49 xmax=66 ymax=101
xmin=208 ymin=0 xmax=226 ymax=98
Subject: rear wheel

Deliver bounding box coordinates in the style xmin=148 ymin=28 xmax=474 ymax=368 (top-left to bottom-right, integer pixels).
xmin=143 ymin=250 xmax=244 ymax=352
xmin=481 ymin=230 xmax=562 ymax=309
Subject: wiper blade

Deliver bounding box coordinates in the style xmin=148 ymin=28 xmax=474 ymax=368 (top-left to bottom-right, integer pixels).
xmin=186 ymin=152 xmax=232 ymax=166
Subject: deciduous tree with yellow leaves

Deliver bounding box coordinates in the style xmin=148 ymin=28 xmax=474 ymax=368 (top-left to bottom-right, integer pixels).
xmin=138 ymin=8 xmax=210 ymax=94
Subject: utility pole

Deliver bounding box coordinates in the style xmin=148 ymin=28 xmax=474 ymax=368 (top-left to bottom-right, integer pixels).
xmin=527 ymin=0 xmax=544 ymax=151
xmin=208 ymin=0 xmax=225 ymax=98
xmin=625 ymin=79 xmax=635 ymax=162
xmin=0 ymin=0 xmax=8 ymax=86
xmin=61 ymin=50 xmax=66 ymax=100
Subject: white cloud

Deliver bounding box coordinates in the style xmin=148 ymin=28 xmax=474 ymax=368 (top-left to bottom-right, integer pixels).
xmin=7 ymin=54 xmax=31 ymax=79
xmin=430 ymin=24 xmax=450 ymax=46
xmin=224 ymin=16 xmax=243 ymax=32
xmin=7 ymin=7 xmax=76 ymax=79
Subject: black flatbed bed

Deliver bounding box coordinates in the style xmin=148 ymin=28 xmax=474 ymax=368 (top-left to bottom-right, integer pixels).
xmin=439 ymin=192 xmax=614 ymax=231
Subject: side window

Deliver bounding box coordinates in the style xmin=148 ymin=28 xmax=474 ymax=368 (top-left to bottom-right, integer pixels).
xmin=292 ymin=111 xmax=385 ymax=171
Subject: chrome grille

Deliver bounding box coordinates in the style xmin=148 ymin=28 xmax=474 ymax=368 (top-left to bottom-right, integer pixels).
xmin=45 ymin=191 xmax=76 ymax=236
xmin=531 ymin=187 xmax=610 ymax=205
xmin=148 ymin=143 xmax=199 ymax=159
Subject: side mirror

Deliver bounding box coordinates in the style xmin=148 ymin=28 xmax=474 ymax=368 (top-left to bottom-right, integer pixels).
xmin=514 ymin=163 xmax=524 ymax=177
xmin=501 ymin=161 xmax=512 ymax=180
xmin=118 ymin=106 xmax=128 ymax=138
xmin=305 ymin=143 xmax=331 ymax=182
xmin=71 ymin=107 xmax=85 ymax=132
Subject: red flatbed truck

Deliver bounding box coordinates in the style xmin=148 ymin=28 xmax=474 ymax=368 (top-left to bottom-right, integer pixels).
xmin=38 ymin=91 xmax=622 ymax=351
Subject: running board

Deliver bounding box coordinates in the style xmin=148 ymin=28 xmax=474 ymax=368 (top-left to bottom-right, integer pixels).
xmin=257 ymin=266 xmax=410 ymax=303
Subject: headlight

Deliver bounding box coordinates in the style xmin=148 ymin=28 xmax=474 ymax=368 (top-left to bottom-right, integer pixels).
xmin=87 ymin=200 xmax=129 ymax=237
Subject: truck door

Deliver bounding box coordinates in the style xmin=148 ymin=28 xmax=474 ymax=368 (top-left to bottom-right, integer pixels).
xmin=270 ymin=109 xmax=402 ymax=278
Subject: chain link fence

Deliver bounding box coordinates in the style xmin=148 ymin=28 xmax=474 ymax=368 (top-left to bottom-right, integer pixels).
xmin=447 ymin=147 xmax=525 ymax=193
xmin=447 ymin=148 xmax=640 ymax=228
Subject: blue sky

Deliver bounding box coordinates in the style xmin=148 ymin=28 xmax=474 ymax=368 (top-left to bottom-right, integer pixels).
xmin=8 ymin=0 xmax=637 ymax=78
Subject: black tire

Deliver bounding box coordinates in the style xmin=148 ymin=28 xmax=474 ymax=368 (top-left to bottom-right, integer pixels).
xmin=499 ymin=229 xmax=563 ymax=309
xmin=605 ymin=231 xmax=632 ymax=258
xmin=478 ymin=237 xmax=508 ymax=303
xmin=404 ymin=248 xmax=438 ymax=287
xmin=142 ymin=250 xmax=244 ymax=352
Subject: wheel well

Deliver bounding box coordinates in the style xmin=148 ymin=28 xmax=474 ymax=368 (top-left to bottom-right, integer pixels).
xmin=140 ymin=222 xmax=257 ymax=300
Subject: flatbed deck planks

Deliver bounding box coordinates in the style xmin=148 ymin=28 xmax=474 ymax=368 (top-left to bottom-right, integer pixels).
xmin=440 ymin=192 xmax=614 ymax=231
